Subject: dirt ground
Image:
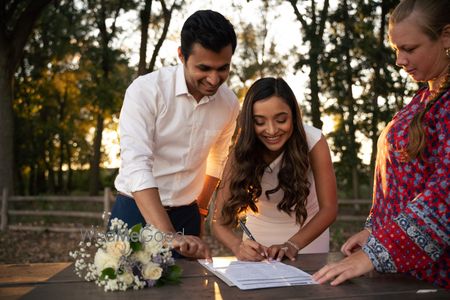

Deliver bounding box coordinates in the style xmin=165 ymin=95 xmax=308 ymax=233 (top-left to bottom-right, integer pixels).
xmin=0 ymin=221 xmax=355 ymax=264
xmin=0 ymin=230 xmax=232 ymax=264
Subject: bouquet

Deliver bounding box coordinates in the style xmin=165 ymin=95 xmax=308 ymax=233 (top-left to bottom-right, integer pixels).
xmin=69 ymin=218 xmax=182 ymax=291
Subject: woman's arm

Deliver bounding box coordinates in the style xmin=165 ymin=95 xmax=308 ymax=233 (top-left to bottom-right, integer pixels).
xmin=314 ymin=94 xmax=450 ymax=286
xmin=281 ymin=136 xmax=338 ymax=252
xmin=211 ymin=157 xmax=267 ymax=261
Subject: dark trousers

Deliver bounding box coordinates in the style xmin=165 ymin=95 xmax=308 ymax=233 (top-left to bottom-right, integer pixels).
xmin=108 ymin=194 xmax=201 ymax=258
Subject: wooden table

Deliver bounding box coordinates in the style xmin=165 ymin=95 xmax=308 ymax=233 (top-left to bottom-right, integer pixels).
xmin=0 ymin=253 xmax=447 ymax=299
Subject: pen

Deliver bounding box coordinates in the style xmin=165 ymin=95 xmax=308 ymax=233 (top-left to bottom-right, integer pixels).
xmin=239 ymin=219 xmax=268 ymax=258
xmin=238 ymin=219 xmax=256 ymax=241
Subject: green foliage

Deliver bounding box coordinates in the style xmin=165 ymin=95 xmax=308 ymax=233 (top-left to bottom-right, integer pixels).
xmin=230 ymin=0 xmax=290 ymax=102
xmin=156 ymin=265 xmax=183 ymax=286
xmin=12 ymin=0 xmax=420 ymax=198
xmin=129 ymin=223 xmax=143 ymax=251
xmin=13 ymin=0 xmax=133 ymax=195
xmin=100 ymin=267 xmax=117 ymax=280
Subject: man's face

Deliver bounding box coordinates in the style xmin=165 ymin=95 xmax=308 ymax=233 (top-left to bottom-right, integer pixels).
xmin=179 ymin=43 xmax=233 ymax=101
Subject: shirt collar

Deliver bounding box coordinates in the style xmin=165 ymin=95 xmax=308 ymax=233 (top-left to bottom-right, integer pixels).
xmin=175 ymin=64 xmax=189 ymax=97
xmin=265 ymin=152 xmax=284 ymax=173
xmin=175 ymin=64 xmax=219 ymax=103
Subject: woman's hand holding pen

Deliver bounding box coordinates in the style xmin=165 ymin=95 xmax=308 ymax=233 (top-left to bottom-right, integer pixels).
xmin=232 ymin=239 xmax=268 ymax=261
xmin=267 ymin=242 xmax=298 ymax=261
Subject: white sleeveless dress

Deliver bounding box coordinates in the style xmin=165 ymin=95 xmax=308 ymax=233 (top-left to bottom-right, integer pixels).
xmin=244 ymin=124 xmax=329 ymax=253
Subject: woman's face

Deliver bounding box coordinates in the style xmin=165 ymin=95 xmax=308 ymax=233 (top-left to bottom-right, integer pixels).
xmin=388 ymin=15 xmax=449 ymax=83
xmin=252 ymin=96 xmax=294 ymax=159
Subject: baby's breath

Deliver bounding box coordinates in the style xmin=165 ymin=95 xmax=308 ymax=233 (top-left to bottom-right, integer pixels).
xmin=70 ymin=219 xmax=179 ymax=292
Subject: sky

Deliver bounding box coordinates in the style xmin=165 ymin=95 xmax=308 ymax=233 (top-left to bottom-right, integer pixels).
xmin=102 ymin=0 xmax=372 ymax=168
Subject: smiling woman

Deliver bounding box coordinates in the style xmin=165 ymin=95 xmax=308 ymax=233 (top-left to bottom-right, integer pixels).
xmin=212 ymin=77 xmax=338 ymax=262
xmin=252 ymin=96 xmax=294 ymax=162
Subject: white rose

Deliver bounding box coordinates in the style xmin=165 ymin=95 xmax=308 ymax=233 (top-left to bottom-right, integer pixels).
xmin=93 ymin=248 xmax=119 ymax=274
xmin=140 ymin=227 xmax=163 ymax=254
xmin=118 ymin=272 xmax=134 ymax=285
xmin=142 ymin=262 xmax=163 ymax=280
xmin=105 ymin=240 xmax=131 ymax=258
xmin=144 ymin=239 xmax=163 ymax=255
xmin=132 ymin=250 xmax=151 ymax=265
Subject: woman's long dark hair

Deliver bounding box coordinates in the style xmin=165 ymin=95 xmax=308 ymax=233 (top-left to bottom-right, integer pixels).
xmin=220 ymin=77 xmax=311 ymax=227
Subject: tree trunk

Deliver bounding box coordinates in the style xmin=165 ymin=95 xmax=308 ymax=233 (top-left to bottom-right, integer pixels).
xmin=288 ymin=0 xmax=329 ymax=130
xmin=370 ymin=0 xmax=388 ymax=186
xmin=138 ymin=0 xmax=152 ymax=75
xmin=309 ymin=58 xmax=323 ymax=129
xmin=342 ymin=0 xmax=359 ymax=198
xmin=66 ymin=140 xmax=72 ymax=192
xmin=0 ymin=0 xmax=54 ymax=194
xmin=36 ymin=163 xmax=47 ymax=194
xmin=89 ymin=113 xmax=104 ymax=195
xmin=58 ymin=136 xmax=65 ymax=193
xmin=0 ymin=56 xmax=14 ymax=194
xmin=46 ymin=141 xmax=56 ymax=194
xmin=148 ymin=0 xmax=174 ymax=73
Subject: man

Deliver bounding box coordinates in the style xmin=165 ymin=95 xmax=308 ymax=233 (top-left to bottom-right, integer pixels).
xmin=110 ymin=10 xmax=239 ymax=259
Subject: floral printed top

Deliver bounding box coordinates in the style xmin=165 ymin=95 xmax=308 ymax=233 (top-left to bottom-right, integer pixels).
xmin=362 ymin=86 xmax=449 ymax=288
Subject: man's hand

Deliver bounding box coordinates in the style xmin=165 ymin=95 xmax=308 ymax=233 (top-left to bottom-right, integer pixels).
xmin=172 ymin=235 xmax=212 ymax=261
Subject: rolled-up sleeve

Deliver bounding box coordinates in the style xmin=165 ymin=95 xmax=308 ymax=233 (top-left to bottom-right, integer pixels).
xmin=118 ymin=78 xmax=159 ymax=192
xmin=205 ymin=101 xmax=239 ymax=179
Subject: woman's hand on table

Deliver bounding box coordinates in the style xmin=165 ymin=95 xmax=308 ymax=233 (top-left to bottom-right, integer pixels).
xmin=341 ymin=229 xmax=370 ymax=256
xmin=312 ymin=249 xmax=374 ymax=285
xmin=266 ymin=242 xmax=298 ymax=261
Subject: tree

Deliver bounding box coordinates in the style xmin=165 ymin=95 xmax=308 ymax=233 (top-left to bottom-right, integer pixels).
xmin=358 ymin=0 xmax=411 ymax=181
xmin=231 ymin=0 xmax=288 ymax=100
xmin=137 ymin=0 xmax=184 ymax=75
xmin=0 ymin=0 xmax=54 ymax=193
xmin=14 ymin=1 xmax=91 ymax=195
xmin=85 ymin=0 xmax=134 ymax=195
xmin=287 ymin=0 xmax=329 ymax=129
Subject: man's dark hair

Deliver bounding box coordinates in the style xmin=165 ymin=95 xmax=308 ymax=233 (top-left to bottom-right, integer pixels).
xmin=180 ymin=10 xmax=237 ymax=60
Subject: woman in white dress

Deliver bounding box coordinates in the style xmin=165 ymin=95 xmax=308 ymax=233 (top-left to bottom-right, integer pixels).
xmin=212 ymin=77 xmax=337 ymax=261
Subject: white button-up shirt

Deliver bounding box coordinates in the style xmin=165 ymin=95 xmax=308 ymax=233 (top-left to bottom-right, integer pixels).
xmin=114 ymin=64 xmax=240 ymax=206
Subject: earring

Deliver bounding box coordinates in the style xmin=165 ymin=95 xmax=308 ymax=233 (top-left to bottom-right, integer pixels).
xmin=446 ymin=48 xmax=450 ymax=59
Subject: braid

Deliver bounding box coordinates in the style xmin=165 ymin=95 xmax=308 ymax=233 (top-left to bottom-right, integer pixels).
xmin=407 ymin=65 xmax=450 ymax=160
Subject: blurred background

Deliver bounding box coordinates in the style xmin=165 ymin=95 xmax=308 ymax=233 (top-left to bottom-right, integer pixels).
xmin=0 ymin=0 xmax=415 ymax=263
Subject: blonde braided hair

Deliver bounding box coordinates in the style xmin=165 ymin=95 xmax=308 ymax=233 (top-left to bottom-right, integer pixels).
xmin=407 ymin=66 xmax=449 ymax=159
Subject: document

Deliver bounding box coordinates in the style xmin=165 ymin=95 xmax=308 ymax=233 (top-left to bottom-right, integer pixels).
xmin=198 ymin=256 xmax=317 ymax=290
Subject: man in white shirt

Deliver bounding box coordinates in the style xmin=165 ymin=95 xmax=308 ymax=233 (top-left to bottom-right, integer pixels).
xmin=110 ymin=10 xmax=239 ymax=259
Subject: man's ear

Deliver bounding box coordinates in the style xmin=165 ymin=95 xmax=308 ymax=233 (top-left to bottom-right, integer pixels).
xmin=441 ymin=24 xmax=450 ymax=49
xmin=178 ymin=47 xmax=185 ymax=64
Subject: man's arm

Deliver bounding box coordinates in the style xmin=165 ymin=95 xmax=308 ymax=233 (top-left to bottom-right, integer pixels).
xmin=196 ymin=175 xmax=220 ymax=215
xmin=132 ymin=188 xmax=176 ymax=233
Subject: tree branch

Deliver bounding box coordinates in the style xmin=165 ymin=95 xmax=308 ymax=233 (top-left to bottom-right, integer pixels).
xmin=7 ymin=0 xmax=54 ymax=74
xmin=317 ymin=0 xmax=329 ymax=38
xmin=287 ymin=0 xmax=308 ymax=31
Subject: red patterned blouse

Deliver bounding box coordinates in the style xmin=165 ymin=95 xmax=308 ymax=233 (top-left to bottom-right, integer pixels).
xmin=362 ymin=86 xmax=449 ymax=288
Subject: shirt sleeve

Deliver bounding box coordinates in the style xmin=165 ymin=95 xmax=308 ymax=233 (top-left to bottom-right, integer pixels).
xmin=205 ymin=100 xmax=240 ymax=179
xmin=363 ymin=96 xmax=450 ymax=273
xmin=303 ymin=124 xmax=322 ymax=151
xmin=117 ymin=77 xmax=159 ymax=193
